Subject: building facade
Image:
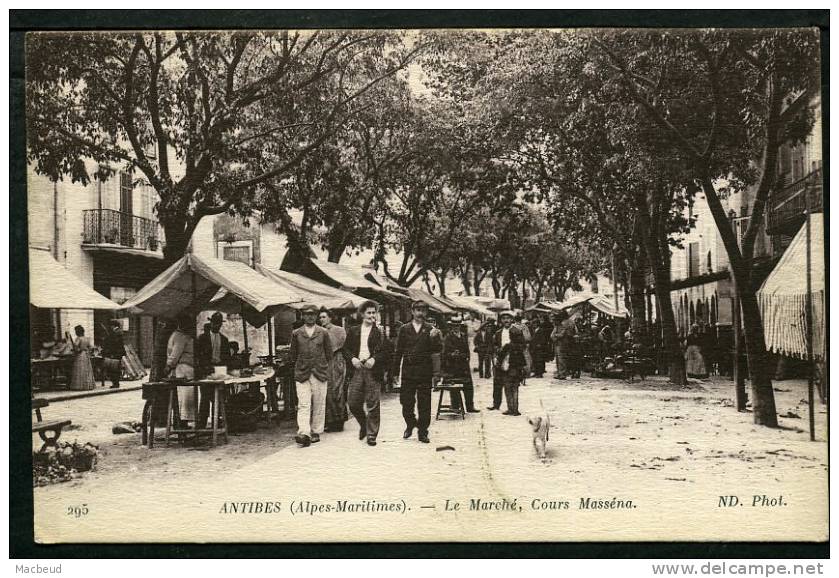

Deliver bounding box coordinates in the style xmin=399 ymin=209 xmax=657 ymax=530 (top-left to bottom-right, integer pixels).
xmin=668 ymin=91 xmax=823 ymax=341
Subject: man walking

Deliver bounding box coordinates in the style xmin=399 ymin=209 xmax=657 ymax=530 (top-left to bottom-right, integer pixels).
xmin=488 ymin=310 xmax=526 ymax=415
xmin=343 ymin=300 xmax=391 ymax=446
xmin=391 ymin=300 xmax=442 ymax=443
xmin=289 ymin=304 xmax=332 ymax=447
xmin=196 ymin=311 xmax=230 ymax=428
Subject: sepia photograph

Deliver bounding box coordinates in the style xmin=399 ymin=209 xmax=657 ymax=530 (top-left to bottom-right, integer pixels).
xmin=13 ymin=13 xmax=828 ymax=549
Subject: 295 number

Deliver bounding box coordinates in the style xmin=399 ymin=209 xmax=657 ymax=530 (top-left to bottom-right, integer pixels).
xmin=66 ymin=504 xmax=89 ymax=518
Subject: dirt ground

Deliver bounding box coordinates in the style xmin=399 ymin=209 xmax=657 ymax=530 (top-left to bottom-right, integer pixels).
xmin=32 ymin=365 xmax=828 ymax=543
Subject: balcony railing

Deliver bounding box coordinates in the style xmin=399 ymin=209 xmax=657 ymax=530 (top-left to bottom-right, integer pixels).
xmin=766 ymin=168 xmax=824 ymax=235
xmin=83 ymin=209 xmax=162 ymax=252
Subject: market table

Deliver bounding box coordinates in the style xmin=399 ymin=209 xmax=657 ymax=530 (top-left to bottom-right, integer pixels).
xmin=142 ymin=368 xmax=275 ymax=449
xmin=30 ymin=357 xmax=72 ymax=389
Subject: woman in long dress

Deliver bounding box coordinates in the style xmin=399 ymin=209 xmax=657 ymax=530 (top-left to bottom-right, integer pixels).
xmin=551 ymin=312 xmax=575 ymax=379
xmin=685 ymin=324 xmax=709 ymax=379
xmin=69 ymin=325 xmax=96 ymax=390
xmin=319 ymin=308 xmax=348 ymax=432
xmin=165 ymin=314 xmax=196 ymax=422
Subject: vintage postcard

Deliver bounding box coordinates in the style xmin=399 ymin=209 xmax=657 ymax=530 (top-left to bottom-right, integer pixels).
xmin=23 ymin=24 xmax=827 ymax=544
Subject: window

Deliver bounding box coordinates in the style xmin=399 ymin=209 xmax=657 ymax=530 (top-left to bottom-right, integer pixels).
xmin=218 ymin=240 xmax=254 ymax=267
xmin=687 ymin=242 xmax=700 ymax=278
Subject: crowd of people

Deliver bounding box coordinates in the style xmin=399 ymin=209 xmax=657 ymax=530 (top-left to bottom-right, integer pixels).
xmin=149 ymin=299 xmax=741 ymax=450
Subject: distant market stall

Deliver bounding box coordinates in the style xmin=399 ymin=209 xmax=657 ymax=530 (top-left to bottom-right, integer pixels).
xmin=405 ymin=287 xmax=457 ymax=315
xmin=256 ymin=265 xmax=367 ymax=311
xmin=758 ymin=213 xmax=825 ymax=361
xmin=527 ymin=293 xmax=629 ymax=318
xmin=445 ymin=294 xmax=496 ymax=318
xmin=281 ymin=255 xmax=407 ymax=303
xmin=29 ymin=247 xmax=121 ymax=310
xmin=29 ymin=247 xmax=124 ymax=389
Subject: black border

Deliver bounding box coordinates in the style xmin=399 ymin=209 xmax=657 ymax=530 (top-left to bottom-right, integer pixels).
xmin=9 ymin=9 xmax=829 ymax=559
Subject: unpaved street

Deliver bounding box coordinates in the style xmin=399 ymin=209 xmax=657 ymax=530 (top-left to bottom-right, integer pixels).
xmin=33 ymin=371 xmax=828 ymax=543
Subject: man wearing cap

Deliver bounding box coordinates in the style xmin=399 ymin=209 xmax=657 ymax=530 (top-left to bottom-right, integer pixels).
xmin=196 ymin=311 xmax=230 ymax=429
xmin=343 ymin=300 xmax=391 ymax=446
xmin=391 ymin=300 xmax=442 ymax=443
xmin=442 ymin=316 xmax=479 ymax=413
xmin=289 ymin=304 xmax=333 ymax=447
xmin=489 ymin=310 xmax=526 ymax=415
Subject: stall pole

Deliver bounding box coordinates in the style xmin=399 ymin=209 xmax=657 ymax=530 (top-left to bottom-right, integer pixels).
xmin=804 ymin=204 xmax=815 ymax=441
xmin=612 ymin=246 xmax=622 ymax=344
xmin=729 ymin=211 xmax=747 ymax=412
xmin=242 ymin=316 xmax=249 ymax=352
xmin=267 ymin=315 xmax=274 ymax=363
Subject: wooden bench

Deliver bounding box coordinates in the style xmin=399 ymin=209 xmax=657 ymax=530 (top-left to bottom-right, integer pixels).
xmin=32 ymin=397 xmax=49 ymax=422
xmin=32 ymin=397 xmax=72 ymax=451
xmin=32 ymin=419 xmax=73 ymax=451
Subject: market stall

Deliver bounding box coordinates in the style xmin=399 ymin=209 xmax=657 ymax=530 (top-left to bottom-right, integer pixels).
xmin=121 ymin=253 xmax=304 ymax=446
xmin=29 ymin=247 xmax=122 ymax=389
xmin=256 ymin=265 xmax=366 ymax=311
xmin=445 ymin=294 xmax=497 ymax=319
xmin=758 ymin=213 xmax=825 ymax=393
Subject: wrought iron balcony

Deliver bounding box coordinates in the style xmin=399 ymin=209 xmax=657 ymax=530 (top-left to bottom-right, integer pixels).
xmin=766 ymin=168 xmax=824 ymax=235
xmin=82 ymin=209 xmax=163 ymax=252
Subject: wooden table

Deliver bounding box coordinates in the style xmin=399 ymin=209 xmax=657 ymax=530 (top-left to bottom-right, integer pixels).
xmin=30 ymin=357 xmax=71 ymax=389
xmin=142 ymin=369 xmax=276 ymax=449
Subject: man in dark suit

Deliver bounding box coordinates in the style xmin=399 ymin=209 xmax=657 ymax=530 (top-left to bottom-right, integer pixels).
xmin=489 ymin=310 xmax=526 ymax=416
xmin=391 ymin=300 xmax=442 ymax=443
xmin=196 ymin=311 xmax=230 ymax=428
xmin=443 ymin=316 xmax=479 ymax=413
xmin=343 ymin=300 xmax=392 ymax=446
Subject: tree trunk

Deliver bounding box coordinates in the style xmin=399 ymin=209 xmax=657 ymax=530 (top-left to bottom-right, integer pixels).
xmin=628 ymin=261 xmax=648 ymax=340
xmin=638 ymin=209 xmax=687 ymax=386
xmin=737 ymin=275 xmax=779 ymax=426
xmin=459 ymin=267 xmax=472 ymax=296
xmin=491 ymin=271 xmax=501 ymax=298
xmin=700 ymin=177 xmax=778 ymax=427
xmin=473 ymin=264 xmax=485 ymax=295
xmin=327 ymin=243 xmax=345 ymax=263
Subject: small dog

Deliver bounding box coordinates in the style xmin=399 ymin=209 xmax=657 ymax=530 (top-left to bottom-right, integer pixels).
xmin=527 ymin=405 xmax=551 ymax=459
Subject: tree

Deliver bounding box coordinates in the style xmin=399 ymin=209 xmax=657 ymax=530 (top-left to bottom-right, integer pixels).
xmin=26 ymin=30 xmax=423 ymax=262
xmin=447 ymin=30 xmax=690 ymax=383
xmin=374 ymin=98 xmax=515 ymax=288
xmin=592 ymin=28 xmax=820 ymax=425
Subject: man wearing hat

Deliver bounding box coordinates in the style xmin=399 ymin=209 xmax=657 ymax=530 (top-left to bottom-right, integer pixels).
xmin=289 ymin=304 xmax=333 ymax=447
xmin=489 ymin=310 xmax=526 ymax=415
xmin=391 ymin=300 xmax=443 ymax=443
xmin=196 ymin=311 xmax=230 ymax=428
xmin=442 ymin=315 xmax=479 ymax=413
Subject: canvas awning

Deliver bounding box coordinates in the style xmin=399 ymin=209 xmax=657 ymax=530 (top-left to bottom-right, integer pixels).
xmin=29 ymin=247 xmax=120 ymax=310
xmin=445 ymin=294 xmax=496 ymax=318
xmin=525 ymin=300 xmax=565 ymax=313
xmin=758 ymin=213 xmax=825 ymax=360
xmin=587 ymin=294 xmax=629 ymax=318
xmin=256 ymin=265 xmax=368 ymax=311
xmin=120 ymin=254 xmax=303 ymax=318
xmin=405 ymin=288 xmax=457 ymax=315
xmin=282 ymin=257 xmax=407 ymax=301
xmin=525 ymin=293 xmax=628 ymax=318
